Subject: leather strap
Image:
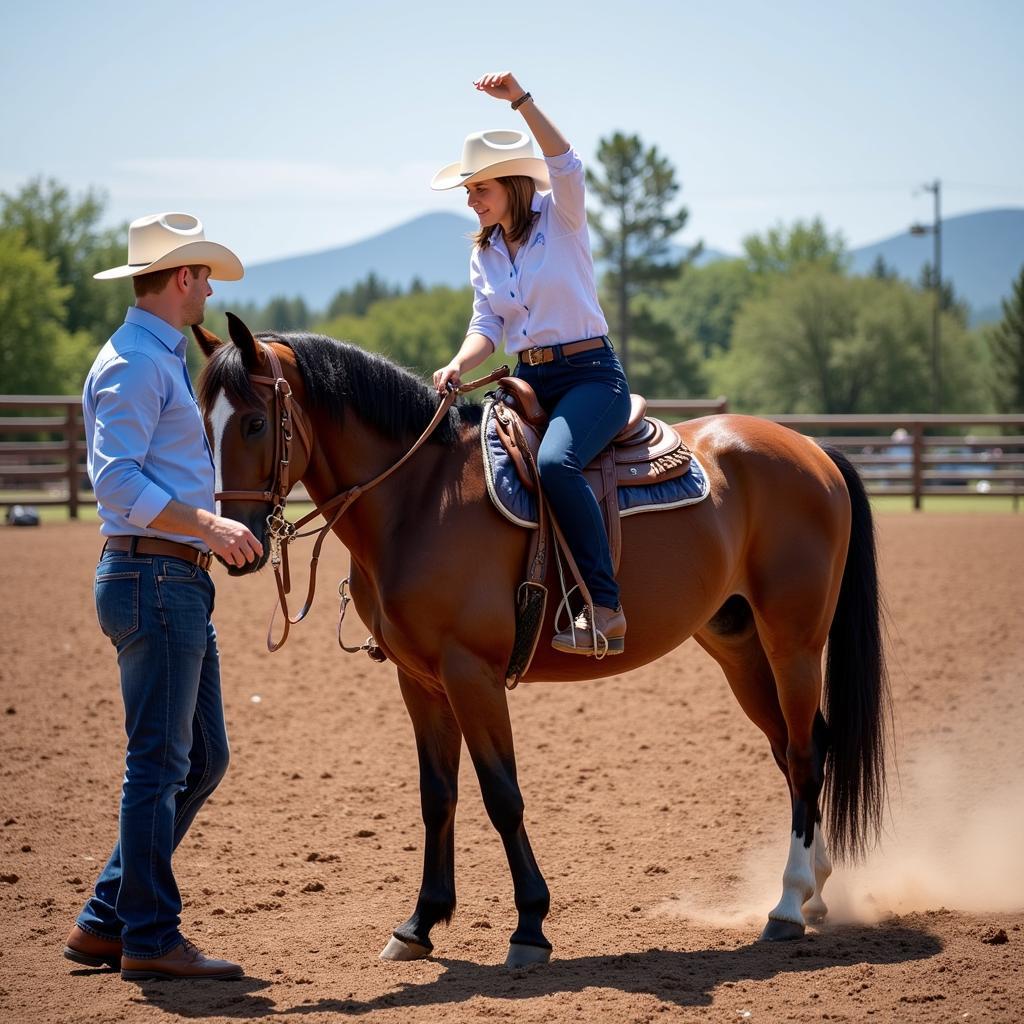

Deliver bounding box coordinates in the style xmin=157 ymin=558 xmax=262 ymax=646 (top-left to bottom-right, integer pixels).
xmin=263 ymin=360 xmax=511 ymax=653
xmin=103 ymin=536 xmax=212 ymax=571
xmin=517 ymin=336 xmax=608 ymax=367
xmin=215 ymin=341 xmax=313 ymax=505
xmin=599 ymin=448 xmax=621 ymax=572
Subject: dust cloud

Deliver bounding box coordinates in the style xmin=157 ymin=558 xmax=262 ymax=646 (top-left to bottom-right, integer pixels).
xmin=658 ymin=748 xmax=1024 ymax=928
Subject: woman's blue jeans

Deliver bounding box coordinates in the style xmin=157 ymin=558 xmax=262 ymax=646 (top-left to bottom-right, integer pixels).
xmin=76 ymin=548 xmax=228 ymax=959
xmin=515 ymin=342 xmax=631 ymax=609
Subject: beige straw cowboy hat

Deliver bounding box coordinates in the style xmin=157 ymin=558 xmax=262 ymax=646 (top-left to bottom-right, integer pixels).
xmin=94 ymin=212 xmax=243 ymax=281
xmin=431 ymin=129 xmax=550 ymax=191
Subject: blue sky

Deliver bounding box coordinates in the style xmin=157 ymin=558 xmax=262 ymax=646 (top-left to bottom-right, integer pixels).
xmin=3 ymin=0 xmax=1021 ymax=265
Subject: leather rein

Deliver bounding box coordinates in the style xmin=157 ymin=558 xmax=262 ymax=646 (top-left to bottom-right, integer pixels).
xmin=216 ymin=340 xmax=508 ymax=653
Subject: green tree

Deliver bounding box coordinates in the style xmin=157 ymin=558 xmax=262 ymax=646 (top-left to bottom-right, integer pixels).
xmin=0 ymin=177 xmax=129 ymax=342
xmin=986 ymin=265 xmax=1024 ymax=413
xmin=0 ymin=228 xmax=93 ymax=394
xmin=709 ymin=268 xmax=984 ymax=414
xmin=317 ymin=285 xmax=486 ymax=380
xmin=586 ymin=132 xmax=698 ymax=376
xmin=326 ymin=271 xmax=402 ymax=319
xmin=870 ymin=254 xmax=899 ymax=281
xmin=742 ymin=217 xmax=848 ymax=277
xmin=263 ymin=295 xmax=312 ymax=331
xmin=652 ymin=258 xmax=759 ymax=357
xmin=619 ymin=297 xmax=706 ymax=397
xmin=918 ymin=261 xmax=968 ymax=324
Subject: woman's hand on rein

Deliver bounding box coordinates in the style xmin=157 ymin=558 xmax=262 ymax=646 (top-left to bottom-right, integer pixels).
xmin=473 ymin=72 xmax=524 ymax=103
xmin=433 ymin=363 xmax=462 ymax=395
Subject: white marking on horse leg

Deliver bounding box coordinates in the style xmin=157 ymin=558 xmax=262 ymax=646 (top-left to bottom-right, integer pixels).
xmin=767 ymin=831 xmax=816 ymax=926
xmin=208 ymin=389 xmax=235 ymax=516
xmin=802 ymin=830 xmax=833 ymax=921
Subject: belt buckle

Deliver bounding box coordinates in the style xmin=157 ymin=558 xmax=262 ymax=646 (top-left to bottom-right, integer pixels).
xmin=198 ymin=551 xmax=213 ymax=571
xmin=524 ymin=347 xmax=543 ymax=366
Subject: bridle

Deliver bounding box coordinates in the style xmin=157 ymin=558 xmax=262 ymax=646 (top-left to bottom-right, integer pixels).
xmin=215 ymin=342 xmax=313 ymax=510
xmin=216 ymin=339 xmax=507 ymax=653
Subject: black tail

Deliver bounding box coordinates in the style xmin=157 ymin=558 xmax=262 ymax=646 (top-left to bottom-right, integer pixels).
xmin=821 ymin=445 xmax=891 ymax=862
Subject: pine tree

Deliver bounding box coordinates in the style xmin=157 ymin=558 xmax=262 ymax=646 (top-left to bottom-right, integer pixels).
xmin=586 ymin=133 xmax=698 ymax=376
xmin=988 ymin=265 xmax=1024 ymax=413
xmin=919 ymin=262 xmax=967 ymax=324
xmin=870 ymin=254 xmax=899 ymax=281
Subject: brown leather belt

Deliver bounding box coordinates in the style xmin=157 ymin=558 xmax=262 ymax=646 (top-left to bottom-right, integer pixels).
xmin=517 ymin=336 xmax=609 ymax=367
xmin=103 ymin=536 xmax=213 ymax=571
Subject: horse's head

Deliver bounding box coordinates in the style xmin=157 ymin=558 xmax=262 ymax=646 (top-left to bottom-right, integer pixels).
xmin=195 ymin=312 xmax=313 ymax=576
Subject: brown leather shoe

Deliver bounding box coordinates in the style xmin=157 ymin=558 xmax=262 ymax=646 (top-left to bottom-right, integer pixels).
xmin=551 ymin=604 xmax=626 ymax=656
xmin=64 ymin=924 xmax=122 ymax=969
xmin=121 ymin=937 xmax=243 ymax=981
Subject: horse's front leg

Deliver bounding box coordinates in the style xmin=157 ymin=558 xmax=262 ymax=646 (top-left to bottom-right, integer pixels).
xmin=380 ymin=670 xmax=462 ymax=961
xmin=443 ymin=650 xmax=552 ymax=967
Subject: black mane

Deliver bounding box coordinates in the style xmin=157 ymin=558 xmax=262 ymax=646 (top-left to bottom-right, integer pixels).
xmin=199 ymin=332 xmax=482 ymax=446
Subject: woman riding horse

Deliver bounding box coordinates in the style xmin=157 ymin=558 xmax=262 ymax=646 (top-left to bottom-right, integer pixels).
xmin=431 ymin=71 xmax=631 ymax=657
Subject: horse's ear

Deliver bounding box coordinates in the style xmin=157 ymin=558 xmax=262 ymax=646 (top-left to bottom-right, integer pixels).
xmin=191 ymin=324 xmax=222 ymax=359
xmin=225 ymin=311 xmax=263 ymax=371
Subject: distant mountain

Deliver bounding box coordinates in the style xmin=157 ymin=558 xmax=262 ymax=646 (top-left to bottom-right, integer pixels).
xmin=848 ymin=209 xmax=1024 ymax=325
xmin=213 ymin=212 xmax=479 ymax=310
xmin=214 ymin=207 xmax=1024 ymax=326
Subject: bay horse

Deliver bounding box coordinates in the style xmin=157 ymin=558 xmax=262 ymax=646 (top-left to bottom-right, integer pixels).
xmin=195 ymin=313 xmax=889 ymax=967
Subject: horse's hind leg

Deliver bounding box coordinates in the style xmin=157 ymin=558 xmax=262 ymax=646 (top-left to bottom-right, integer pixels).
xmin=758 ymin=646 xmax=830 ymax=941
xmin=380 ymin=671 xmax=462 ymax=961
xmin=443 ymin=652 xmax=551 ymax=967
xmin=697 ymin=603 xmax=829 ymax=941
xmin=697 ymin=617 xmax=806 ymax=930
xmin=803 ymin=826 xmax=834 ymax=923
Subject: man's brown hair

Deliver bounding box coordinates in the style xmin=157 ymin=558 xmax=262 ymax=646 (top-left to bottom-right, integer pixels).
xmin=474 ymin=176 xmax=538 ymax=250
xmin=132 ymin=264 xmax=206 ymax=298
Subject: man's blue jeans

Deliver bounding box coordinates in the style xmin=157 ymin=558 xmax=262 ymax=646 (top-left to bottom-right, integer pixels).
xmin=515 ymin=342 xmax=631 ymax=609
xmin=76 ymin=548 xmax=228 ymax=959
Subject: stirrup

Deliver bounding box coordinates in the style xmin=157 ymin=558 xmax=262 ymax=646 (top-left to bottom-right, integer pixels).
xmin=551 ymin=604 xmax=616 ymax=659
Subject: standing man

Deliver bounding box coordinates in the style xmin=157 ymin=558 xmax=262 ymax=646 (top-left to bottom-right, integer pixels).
xmin=63 ymin=213 xmax=262 ymax=981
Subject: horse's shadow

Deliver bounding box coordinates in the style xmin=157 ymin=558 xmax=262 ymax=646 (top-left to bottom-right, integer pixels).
xmin=131 ymin=922 xmax=943 ymax=1018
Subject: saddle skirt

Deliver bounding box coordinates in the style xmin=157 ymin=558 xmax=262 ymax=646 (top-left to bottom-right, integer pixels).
xmin=480 ymin=381 xmax=710 ymax=533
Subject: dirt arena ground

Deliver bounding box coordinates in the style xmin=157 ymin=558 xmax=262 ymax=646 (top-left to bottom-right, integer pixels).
xmin=1 ymin=514 xmax=1022 ymax=1022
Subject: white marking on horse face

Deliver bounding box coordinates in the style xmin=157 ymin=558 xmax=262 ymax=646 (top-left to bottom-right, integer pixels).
xmin=208 ymin=388 xmax=237 ymax=516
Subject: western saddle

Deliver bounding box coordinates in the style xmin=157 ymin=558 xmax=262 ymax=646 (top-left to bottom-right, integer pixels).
xmin=489 ymin=376 xmax=692 ymax=683
xmin=491 ymin=376 xmax=692 ymax=572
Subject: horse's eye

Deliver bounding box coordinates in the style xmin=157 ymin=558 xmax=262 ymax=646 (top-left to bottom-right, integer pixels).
xmin=247 ymin=418 xmax=265 ymax=435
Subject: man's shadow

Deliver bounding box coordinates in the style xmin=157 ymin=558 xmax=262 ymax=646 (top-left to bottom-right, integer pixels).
xmin=130 ymin=921 xmax=943 ymax=1019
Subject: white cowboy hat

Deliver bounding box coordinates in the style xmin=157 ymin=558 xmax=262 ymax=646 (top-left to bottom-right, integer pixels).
xmin=431 ymin=129 xmax=550 ymax=192
xmin=94 ymin=212 xmax=244 ymax=281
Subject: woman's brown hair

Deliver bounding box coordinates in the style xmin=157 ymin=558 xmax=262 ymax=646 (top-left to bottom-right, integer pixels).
xmin=473 ymin=175 xmax=538 ymax=250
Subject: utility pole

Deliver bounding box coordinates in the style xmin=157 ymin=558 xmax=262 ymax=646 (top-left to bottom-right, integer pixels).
xmin=910 ymin=179 xmax=942 ymax=412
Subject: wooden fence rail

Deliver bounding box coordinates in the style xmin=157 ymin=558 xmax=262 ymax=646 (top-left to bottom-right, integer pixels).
xmin=2 ymin=396 xmax=1022 ymax=517
xmin=0 ymin=396 xmax=86 ymax=518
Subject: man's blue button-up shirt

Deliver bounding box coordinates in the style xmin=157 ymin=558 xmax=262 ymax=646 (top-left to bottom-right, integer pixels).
xmin=83 ymin=306 xmax=215 ymax=547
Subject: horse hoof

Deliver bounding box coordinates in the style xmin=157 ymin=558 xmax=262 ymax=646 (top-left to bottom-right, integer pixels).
xmin=803 ymin=898 xmax=828 ymax=924
xmin=759 ymin=918 xmax=806 ymax=942
xmin=505 ymin=942 xmax=552 ymax=968
xmin=379 ymin=935 xmax=432 ymax=961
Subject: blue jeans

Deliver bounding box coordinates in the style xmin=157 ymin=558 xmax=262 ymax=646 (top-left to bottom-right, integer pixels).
xmin=76 ymin=549 xmax=228 ymax=959
xmin=515 ymin=342 xmax=631 ymax=609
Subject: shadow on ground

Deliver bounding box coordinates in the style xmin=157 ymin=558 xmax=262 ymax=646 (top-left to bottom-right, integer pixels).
xmin=130 ymin=923 xmax=943 ymax=1018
